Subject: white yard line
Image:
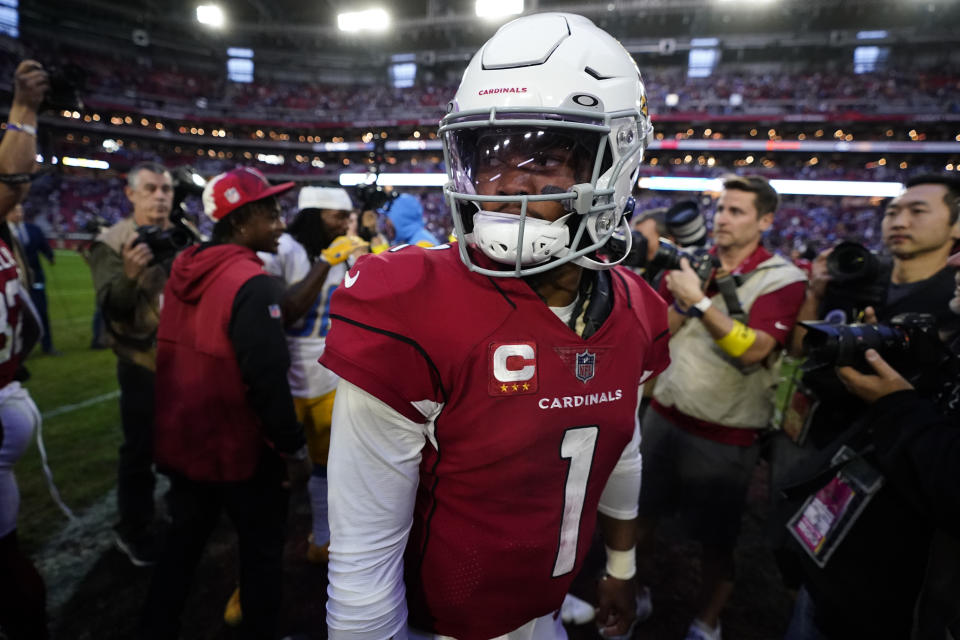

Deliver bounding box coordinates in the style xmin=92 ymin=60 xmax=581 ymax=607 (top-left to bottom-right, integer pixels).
xmin=41 ymin=390 xmax=120 ymax=420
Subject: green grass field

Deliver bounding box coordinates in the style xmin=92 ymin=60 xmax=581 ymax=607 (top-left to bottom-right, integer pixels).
xmin=15 ymin=250 xmax=120 ymax=553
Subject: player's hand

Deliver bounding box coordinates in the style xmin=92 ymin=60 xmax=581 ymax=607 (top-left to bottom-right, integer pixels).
xmin=807 ymin=247 xmax=833 ymax=300
xmin=664 ymin=257 xmax=705 ymax=309
xmin=322 ymin=235 xmax=369 ymax=265
xmin=282 ymin=456 xmax=312 ymax=490
xmin=860 ymin=306 xmax=878 ymax=325
xmin=596 ymin=575 xmax=638 ymax=639
xmin=836 ymin=348 xmax=913 ymax=404
xmin=12 ymin=60 xmax=49 ymax=112
xmin=122 ymin=234 xmax=153 ymax=281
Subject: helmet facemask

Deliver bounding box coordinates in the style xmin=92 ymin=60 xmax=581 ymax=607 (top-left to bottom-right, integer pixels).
xmin=442 ymin=108 xmax=646 ymax=277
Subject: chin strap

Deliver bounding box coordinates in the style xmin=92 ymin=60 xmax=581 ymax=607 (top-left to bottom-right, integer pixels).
xmin=573 ymin=215 xmax=633 ymax=271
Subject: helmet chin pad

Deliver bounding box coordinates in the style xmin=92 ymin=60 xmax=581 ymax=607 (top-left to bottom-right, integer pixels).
xmin=470 ymin=210 xmax=571 ymax=266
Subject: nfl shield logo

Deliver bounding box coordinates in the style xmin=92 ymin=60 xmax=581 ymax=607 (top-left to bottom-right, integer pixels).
xmin=575 ymin=350 xmax=596 ymax=383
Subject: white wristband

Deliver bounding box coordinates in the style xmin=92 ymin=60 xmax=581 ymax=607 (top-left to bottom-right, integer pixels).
xmin=604 ymin=545 xmax=636 ymax=580
xmin=693 ymin=296 xmax=713 ymax=314
xmin=6 ymin=122 xmax=36 ymax=136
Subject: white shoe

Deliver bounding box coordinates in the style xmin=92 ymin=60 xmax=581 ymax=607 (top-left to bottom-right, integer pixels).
xmin=635 ymin=585 xmax=652 ymax=623
xmin=685 ymin=618 xmax=722 ymax=640
xmin=560 ymin=593 xmax=596 ymax=625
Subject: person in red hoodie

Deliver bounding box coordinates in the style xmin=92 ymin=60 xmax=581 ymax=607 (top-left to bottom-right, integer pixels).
xmin=140 ymin=167 xmax=310 ymax=640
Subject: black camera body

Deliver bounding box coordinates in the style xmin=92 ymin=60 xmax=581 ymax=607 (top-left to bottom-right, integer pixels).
xmin=356 ymin=182 xmax=394 ymax=212
xmin=43 ymin=64 xmax=86 ymax=112
xmin=822 ymin=241 xmax=891 ymax=320
xmin=607 ymin=234 xmax=716 ymax=283
xmin=650 ymin=240 xmax=717 ymax=283
xmin=801 ymin=313 xmax=947 ymax=387
xmin=134 ymin=212 xmax=197 ymax=265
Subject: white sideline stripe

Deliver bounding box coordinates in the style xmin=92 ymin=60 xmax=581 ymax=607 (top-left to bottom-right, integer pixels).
xmin=42 ymin=390 xmax=120 ymax=419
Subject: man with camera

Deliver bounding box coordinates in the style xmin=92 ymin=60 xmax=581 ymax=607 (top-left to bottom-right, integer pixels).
xmin=792 ymin=174 xmax=960 ymax=356
xmin=636 ymin=175 xmax=807 ymax=640
xmin=778 ymin=175 xmax=959 ymax=507
xmin=782 ymin=268 xmax=960 ymax=639
xmin=777 ymin=177 xmax=960 ymax=639
xmin=89 ymin=161 xmax=175 ymax=566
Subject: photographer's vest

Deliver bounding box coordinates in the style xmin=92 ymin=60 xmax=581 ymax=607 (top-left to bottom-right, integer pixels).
xmin=97 ymin=218 xmax=166 ymax=370
xmin=653 ymin=253 xmax=807 ymax=430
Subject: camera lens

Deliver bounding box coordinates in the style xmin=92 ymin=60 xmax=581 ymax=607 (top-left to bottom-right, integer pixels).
xmin=802 ymin=321 xmax=908 ymax=367
xmin=826 ymin=241 xmax=880 ymax=284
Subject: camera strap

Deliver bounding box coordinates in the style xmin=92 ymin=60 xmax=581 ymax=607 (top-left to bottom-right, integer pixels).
xmin=715 ymin=272 xmax=747 ymax=322
xmin=715 ymin=263 xmax=788 ymax=322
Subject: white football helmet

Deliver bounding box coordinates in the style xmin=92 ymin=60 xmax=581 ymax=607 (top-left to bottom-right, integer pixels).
xmin=440 ymin=12 xmax=653 ymax=277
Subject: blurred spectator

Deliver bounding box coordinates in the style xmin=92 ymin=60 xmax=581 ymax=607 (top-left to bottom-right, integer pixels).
xmin=7 ymin=204 xmax=58 ymax=355
xmin=142 ymin=167 xmax=309 ymax=640
xmin=258 ymin=186 xmax=368 ymax=569
xmin=379 ymin=192 xmax=439 ymax=247
xmin=88 ymin=162 xmax=174 ymax=567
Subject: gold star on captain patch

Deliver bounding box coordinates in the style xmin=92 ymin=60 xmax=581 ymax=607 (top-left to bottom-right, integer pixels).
xmin=512 ymin=384 xmax=519 ymax=392
xmin=501 ymin=384 xmax=508 ymax=392
xmin=522 ymin=382 xmax=529 ymax=391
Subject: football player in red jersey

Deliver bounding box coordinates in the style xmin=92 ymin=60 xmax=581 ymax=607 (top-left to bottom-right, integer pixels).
xmin=321 ymin=13 xmax=668 ymax=640
xmin=0 ymin=59 xmax=50 ymax=640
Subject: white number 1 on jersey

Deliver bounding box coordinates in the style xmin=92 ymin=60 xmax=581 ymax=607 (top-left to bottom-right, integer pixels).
xmin=552 ymin=426 xmax=598 ymax=577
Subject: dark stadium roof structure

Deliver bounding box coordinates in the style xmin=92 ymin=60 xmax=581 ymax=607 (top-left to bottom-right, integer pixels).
xmin=22 ymin=0 xmax=960 ymax=57
xmin=11 ymin=0 xmax=960 ymax=89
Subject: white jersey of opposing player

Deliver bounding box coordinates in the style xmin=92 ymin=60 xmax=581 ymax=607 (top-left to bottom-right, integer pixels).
xmin=260 ymin=233 xmax=345 ymax=399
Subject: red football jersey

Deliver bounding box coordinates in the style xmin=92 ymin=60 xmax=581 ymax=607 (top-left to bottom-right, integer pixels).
xmin=0 ymin=241 xmax=27 ymax=388
xmin=321 ymin=244 xmax=669 ymax=639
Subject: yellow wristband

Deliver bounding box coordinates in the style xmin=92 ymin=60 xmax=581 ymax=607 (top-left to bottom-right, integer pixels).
xmin=371 ymin=242 xmax=389 ymax=254
xmin=715 ymin=319 xmax=756 ymax=358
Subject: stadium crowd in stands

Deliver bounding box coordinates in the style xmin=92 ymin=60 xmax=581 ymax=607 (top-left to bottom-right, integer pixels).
xmin=3 ymin=44 xmax=960 ymax=123
xmin=18 ymin=157 xmax=938 ymax=257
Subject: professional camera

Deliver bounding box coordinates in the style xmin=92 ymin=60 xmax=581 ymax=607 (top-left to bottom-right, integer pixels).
xmin=42 ymin=63 xmax=86 ymax=112
xmin=650 ymin=239 xmax=717 ymax=283
xmin=665 ymin=199 xmax=707 ymax=247
xmin=801 ymin=313 xmax=949 ymax=386
xmin=134 ymin=210 xmax=200 ymax=265
xmin=607 ymin=233 xmax=716 ymax=282
xmin=356 ymin=181 xmax=394 ymax=212
xmin=821 ymin=241 xmax=890 ymax=318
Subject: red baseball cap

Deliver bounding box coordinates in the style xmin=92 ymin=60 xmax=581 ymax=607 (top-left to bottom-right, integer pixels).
xmin=202 ymin=167 xmax=295 ymax=221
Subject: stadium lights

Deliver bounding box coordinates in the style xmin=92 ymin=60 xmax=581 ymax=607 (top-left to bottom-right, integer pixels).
xmin=256 ymin=153 xmax=284 ymax=165
xmin=337 ymin=173 xmax=903 ymax=197
xmin=62 ymin=157 xmax=110 ymax=170
xmin=638 ymin=176 xmax=903 ymax=198
xmin=475 ymin=0 xmax=523 ymax=18
xmin=337 ymin=8 xmax=390 ymax=33
xmin=196 ymin=5 xmax=225 ymax=28
xmin=339 ymin=172 xmax=449 ymax=187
